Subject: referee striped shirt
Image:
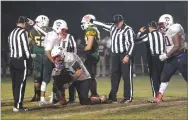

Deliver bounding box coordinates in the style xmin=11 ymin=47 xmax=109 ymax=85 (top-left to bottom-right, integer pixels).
xmin=59 ymin=34 xmax=77 ymax=53
xmin=110 ymin=24 xmax=135 ymax=55
xmin=93 ymin=21 xmax=135 ymax=55
xmin=136 ymin=30 xmax=165 ymax=55
xmin=8 ymin=26 xmax=30 ymax=59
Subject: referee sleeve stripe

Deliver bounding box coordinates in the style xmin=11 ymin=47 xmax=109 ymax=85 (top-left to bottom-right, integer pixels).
xmin=17 ymin=29 xmax=24 ymax=57
xmin=68 ymin=35 xmax=73 ymax=52
xmin=111 ymin=27 xmax=117 ymax=53
xmin=71 ymin=35 xmax=77 ymax=53
xmin=126 ymin=29 xmax=135 ymax=55
xmin=21 ymin=31 xmax=30 ymax=58
xmin=159 ymin=32 xmax=165 ymax=54
xmin=153 ymin=32 xmax=159 ymax=54
xmin=9 ymin=29 xmax=16 ymax=57
xmin=13 ymin=28 xmax=19 ymax=57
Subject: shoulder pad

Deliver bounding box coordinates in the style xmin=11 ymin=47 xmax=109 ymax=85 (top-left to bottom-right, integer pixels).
xmin=166 ymin=23 xmax=182 ymax=37
xmin=46 ymin=31 xmax=58 ymax=40
xmin=86 ymin=27 xmax=97 ymax=36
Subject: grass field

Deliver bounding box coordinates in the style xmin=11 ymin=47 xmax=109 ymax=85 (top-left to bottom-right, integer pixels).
xmin=1 ymin=75 xmax=188 ymax=120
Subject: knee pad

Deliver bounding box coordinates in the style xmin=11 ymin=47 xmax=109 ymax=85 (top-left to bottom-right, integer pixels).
xmin=41 ymin=81 xmax=47 ymax=92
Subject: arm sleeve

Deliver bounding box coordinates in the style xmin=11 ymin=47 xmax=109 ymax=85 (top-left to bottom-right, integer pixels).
xmin=125 ymin=29 xmax=135 ymax=56
xmin=21 ymin=31 xmax=30 ymax=58
xmin=93 ymin=20 xmax=113 ymax=30
xmin=44 ymin=33 xmax=54 ymax=51
xmin=135 ymin=32 xmax=148 ymax=44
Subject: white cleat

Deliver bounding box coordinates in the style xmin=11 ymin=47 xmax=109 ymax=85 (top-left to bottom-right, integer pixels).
xmin=12 ymin=107 xmax=28 ymax=112
xmin=39 ymin=100 xmax=48 ymax=107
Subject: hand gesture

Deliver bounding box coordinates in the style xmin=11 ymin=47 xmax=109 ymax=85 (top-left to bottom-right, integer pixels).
xmin=140 ymin=26 xmax=146 ymax=33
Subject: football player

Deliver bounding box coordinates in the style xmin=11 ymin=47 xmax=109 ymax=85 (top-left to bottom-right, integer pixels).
xmin=154 ymin=14 xmax=187 ymax=103
xmin=29 ymin=15 xmax=50 ymax=102
xmin=51 ymin=46 xmax=107 ymax=105
xmin=39 ymin=19 xmax=75 ymax=106
xmin=81 ymin=14 xmax=100 ymax=97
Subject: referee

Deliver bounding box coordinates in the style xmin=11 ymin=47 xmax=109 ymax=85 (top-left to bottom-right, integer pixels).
xmin=9 ymin=16 xmax=32 ymax=112
xmin=136 ymin=21 xmax=165 ymax=100
xmin=93 ymin=14 xmax=135 ymax=103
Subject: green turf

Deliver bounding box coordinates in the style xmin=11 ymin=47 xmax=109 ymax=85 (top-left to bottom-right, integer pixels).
xmin=1 ymin=75 xmax=188 ymax=120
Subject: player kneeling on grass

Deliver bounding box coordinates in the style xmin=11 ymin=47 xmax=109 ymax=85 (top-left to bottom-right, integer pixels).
xmin=51 ymin=46 xmax=107 ymax=105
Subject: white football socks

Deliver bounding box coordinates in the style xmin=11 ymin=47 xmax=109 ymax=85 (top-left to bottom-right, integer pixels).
xmin=41 ymin=97 xmax=45 ymax=102
xmin=159 ymin=82 xmax=169 ymax=95
xmin=50 ymin=92 xmax=54 ymax=103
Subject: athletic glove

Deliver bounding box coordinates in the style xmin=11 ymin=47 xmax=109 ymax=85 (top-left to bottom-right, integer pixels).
xmin=159 ymin=53 xmax=168 ymax=61
xmin=31 ymin=54 xmax=36 ymax=58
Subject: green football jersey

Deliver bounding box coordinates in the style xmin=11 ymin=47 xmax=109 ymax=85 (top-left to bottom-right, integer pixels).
xmin=84 ymin=27 xmax=100 ymax=54
xmin=29 ymin=27 xmax=52 ymax=54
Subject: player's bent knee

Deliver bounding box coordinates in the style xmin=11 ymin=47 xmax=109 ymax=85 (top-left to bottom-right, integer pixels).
xmin=41 ymin=81 xmax=47 ymax=92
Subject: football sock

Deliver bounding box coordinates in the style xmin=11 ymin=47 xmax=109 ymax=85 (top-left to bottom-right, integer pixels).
xmin=159 ymin=82 xmax=169 ymax=95
xmin=41 ymin=97 xmax=45 ymax=102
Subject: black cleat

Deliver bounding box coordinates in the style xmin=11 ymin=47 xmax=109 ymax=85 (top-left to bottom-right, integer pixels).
xmin=108 ymin=100 xmax=118 ymax=104
xmin=31 ymin=95 xmax=40 ymax=102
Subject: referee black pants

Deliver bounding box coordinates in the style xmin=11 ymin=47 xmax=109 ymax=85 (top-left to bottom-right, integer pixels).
xmin=147 ymin=54 xmax=164 ymax=98
xmin=109 ymin=53 xmax=133 ymax=101
xmin=10 ymin=58 xmax=28 ymax=109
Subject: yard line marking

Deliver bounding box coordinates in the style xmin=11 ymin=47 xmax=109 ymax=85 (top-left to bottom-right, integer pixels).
xmin=43 ymin=100 xmax=187 ymax=119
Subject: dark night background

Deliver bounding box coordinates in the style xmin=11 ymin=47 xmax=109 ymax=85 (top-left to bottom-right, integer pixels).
xmin=1 ymin=1 xmax=188 ymax=68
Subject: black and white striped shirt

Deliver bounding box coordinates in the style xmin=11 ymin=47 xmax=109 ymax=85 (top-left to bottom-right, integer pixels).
xmin=93 ymin=21 xmax=135 ymax=55
xmin=136 ymin=30 xmax=165 ymax=55
xmin=8 ymin=26 xmax=30 ymax=59
xmin=59 ymin=34 xmax=77 ymax=53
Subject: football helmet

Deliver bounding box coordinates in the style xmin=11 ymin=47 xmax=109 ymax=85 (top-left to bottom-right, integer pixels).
xmin=52 ymin=19 xmax=68 ymax=33
xmin=35 ymin=15 xmax=49 ymax=28
xmin=81 ymin=14 xmax=96 ymax=30
xmin=158 ymin=14 xmax=174 ymax=33
xmin=51 ymin=46 xmax=64 ymax=58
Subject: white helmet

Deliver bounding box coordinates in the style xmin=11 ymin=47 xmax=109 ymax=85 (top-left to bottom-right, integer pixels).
xmin=81 ymin=14 xmax=96 ymax=30
xmin=52 ymin=19 xmax=68 ymax=33
xmin=35 ymin=15 xmax=49 ymax=28
xmin=158 ymin=14 xmax=174 ymax=33
xmin=51 ymin=46 xmax=64 ymax=58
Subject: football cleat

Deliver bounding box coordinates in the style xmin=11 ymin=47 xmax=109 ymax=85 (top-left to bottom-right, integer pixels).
xmin=39 ymin=100 xmax=48 ymax=107
xmin=67 ymin=101 xmax=76 ymax=105
xmin=108 ymin=100 xmax=118 ymax=104
xmin=59 ymin=96 xmax=67 ymax=105
xmin=100 ymin=95 xmax=108 ymax=103
xmin=31 ymin=95 xmax=40 ymax=102
xmin=154 ymin=92 xmax=163 ymax=103
xmin=13 ymin=107 xmax=28 ymax=112
xmin=119 ymin=99 xmax=132 ymax=104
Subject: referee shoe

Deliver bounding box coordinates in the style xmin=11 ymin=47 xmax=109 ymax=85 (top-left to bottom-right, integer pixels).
xmin=13 ymin=107 xmax=28 ymax=112
xmin=119 ymin=99 xmax=132 ymax=104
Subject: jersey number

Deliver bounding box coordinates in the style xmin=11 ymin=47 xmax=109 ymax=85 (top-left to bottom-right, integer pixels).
xmin=34 ymin=36 xmax=44 ymax=47
xmin=165 ymin=36 xmax=171 ymax=46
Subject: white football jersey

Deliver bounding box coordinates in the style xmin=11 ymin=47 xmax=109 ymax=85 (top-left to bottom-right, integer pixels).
xmin=44 ymin=31 xmax=60 ymax=51
xmin=164 ymin=23 xmax=185 ymax=54
xmin=62 ymin=52 xmax=91 ymax=81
